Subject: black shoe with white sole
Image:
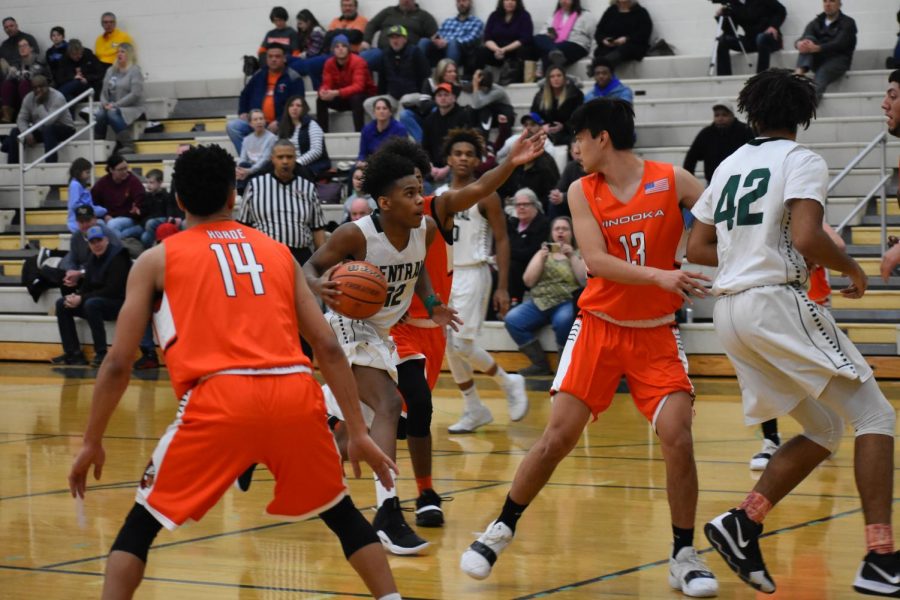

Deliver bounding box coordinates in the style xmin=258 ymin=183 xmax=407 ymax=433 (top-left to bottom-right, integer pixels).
xmin=854 ymin=551 xmax=900 ymax=597
xmin=373 ymin=497 xmax=429 ymax=555
xmin=415 ymin=488 xmax=445 ymax=527
xmin=704 ymin=508 xmax=775 ymax=594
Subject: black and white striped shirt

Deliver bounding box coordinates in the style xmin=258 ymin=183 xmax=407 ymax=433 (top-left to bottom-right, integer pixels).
xmin=239 ymin=172 xmax=324 ymax=250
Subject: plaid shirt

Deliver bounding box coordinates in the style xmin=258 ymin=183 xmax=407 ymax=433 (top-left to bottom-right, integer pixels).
xmin=437 ymin=14 xmax=484 ymax=45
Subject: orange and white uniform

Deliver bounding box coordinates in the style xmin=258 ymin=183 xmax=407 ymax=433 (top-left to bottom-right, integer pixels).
xmin=391 ymin=195 xmax=454 ymax=388
xmin=137 ymin=221 xmax=345 ymax=530
xmin=552 ymin=161 xmax=693 ymax=425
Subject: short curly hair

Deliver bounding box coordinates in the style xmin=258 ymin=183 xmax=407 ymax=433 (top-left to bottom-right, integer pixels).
xmin=375 ymin=137 xmax=430 ymax=177
xmin=442 ymin=127 xmax=486 ymax=160
xmin=362 ymin=143 xmax=418 ymax=199
xmin=172 ymin=145 xmax=236 ymax=217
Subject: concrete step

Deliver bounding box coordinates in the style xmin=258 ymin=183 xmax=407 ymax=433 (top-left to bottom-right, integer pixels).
xmin=0 ymin=164 xmax=70 ymax=187
xmin=830 ymin=276 xmax=900 ymax=290
xmin=133 ymin=135 xmax=233 ymax=156
xmin=831 ymin=290 xmax=900 ymax=310
xmin=855 ymin=343 xmax=898 ymax=355
xmin=841 ymin=323 xmax=900 ymax=345
xmin=0 ymin=287 xmax=55 ymax=314
xmin=156 ymin=117 xmax=227 ymax=133
xmin=0 ymin=259 xmax=22 ymax=277
xmin=0 ymin=186 xmax=49 ymax=209
xmin=10 ymin=140 xmax=116 ymax=164
xmin=0 ymin=314 xmax=114 ymax=345
xmin=861 ymin=215 xmax=900 ymax=226
xmin=24 ymin=210 xmax=67 ymax=226
xmin=0 ymin=233 xmax=68 ymax=250
xmin=851 ymin=226 xmax=900 ymax=245
xmin=831 ymin=258 xmax=891 ymax=277
xmin=831 ymin=308 xmax=900 ymax=323
xmin=876 ymin=201 xmax=900 ymax=216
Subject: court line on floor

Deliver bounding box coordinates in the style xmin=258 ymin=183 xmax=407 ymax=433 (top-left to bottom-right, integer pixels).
xmin=513 ymin=504 xmax=876 ymax=599
xmin=0 ymin=434 xmax=58 ymax=445
xmin=38 ymin=481 xmax=505 ymax=570
xmin=0 ymin=565 xmax=438 ymax=599
xmin=0 ymin=480 xmax=140 ymax=502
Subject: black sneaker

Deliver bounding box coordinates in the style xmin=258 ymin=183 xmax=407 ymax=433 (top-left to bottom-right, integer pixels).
xmin=133 ymin=352 xmax=160 ymax=370
xmin=415 ymin=489 xmax=445 ymax=527
xmin=90 ymin=352 xmax=107 ymax=368
xmin=704 ymin=508 xmax=775 ymax=593
xmin=372 ymin=497 xmax=429 ymax=555
xmin=854 ymin=550 xmax=900 ymax=597
xmin=234 ymin=464 xmax=257 ymax=492
xmin=51 ymin=351 xmax=88 ymax=365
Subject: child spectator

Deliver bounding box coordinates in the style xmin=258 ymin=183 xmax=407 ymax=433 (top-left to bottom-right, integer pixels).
xmin=236 ymin=109 xmax=277 ymax=192
xmin=67 ymin=158 xmax=107 ymax=233
xmin=139 ymin=169 xmax=183 ymax=248
xmin=45 ymin=26 xmax=68 ymax=83
xmin=258 ymin=6 xmax=299 ymax=57
xmin=297 ymin=10 xmax=327 ymax=59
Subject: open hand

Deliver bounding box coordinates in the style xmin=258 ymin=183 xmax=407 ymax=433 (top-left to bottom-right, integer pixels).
xmin=431 ymin=303 xmax=463 ymax=331
xmin=654 ymin=269 xmax=711 ymax=303
xmin=346 ymin=432 xmax=398 ymax=488
xmin=68 ymin=441 xmax=105 ymax=499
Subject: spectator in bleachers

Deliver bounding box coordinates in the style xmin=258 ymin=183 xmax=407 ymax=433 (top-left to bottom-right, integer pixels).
xmin=278 ymin=95 xmax=331 ymax=178
xmin=45 ymin=26 xmax=68 ymax=84
xmin=347 ymin=197 xmax=374 ymax=222
xmin=505 ymin=215 xmax=585 ymax=375
xmin=139 ymin=169 xmax=181 ymax=248
xmin=422 ymin=83 xmax=475 ymax=180
xmin=94 ymin=12 xmax=135 ymax=70
xmin=239 ymin=139 xmax=325 ymax=264
xmin=93 ymin=43 xmax=144 ymax=155
xmin=52 ymin=224 xmax=130 ymax=367
xmin=422 ymin=0 xmax=484 ymax=73
xmin=67 ymin=158 xmax=107 ymax=233
xmin=317 ymin=34 xmax=376 ymax=133
xmin=547 ymin=140 xmax=584 ymax=219
xmin=235 ymin=109 xmax=277 ymax=193
xmin=506 ymin=187 xmax=549 ymax=304
xmin=583 ymin=57 xmax=633 ymax=103
xmin=498 ymin=126 xmax=560 ymax=211
xmin=357 ymin=96 xmax=408 ymax=162
xmin=0 ymin=17 xmax=39 ymax=66
xmin=362 ymin=0 xmax=438 ymax=64
xmin=326 ymin=0 xmax=369 ymax=52
xmin=593 ymin=0 xmax=652 ymax=68
xmin=397 ymin=57 xmax=459 ymax=143
xmin=91 ymin=154 xmax=144 ymax=240
xmin=794 ymin=0 xmax=856 ymax=104
xmin=682 ymin=100 xmax=753 ymax=184
xmin=57 ymin=40 xmax=105 ymax=102
xmin=530 ymin=65 xmax=583 ymax=145
xmin=532 ymin=0 xmax=595 ymax=73
xmin=296 ymin=10 xmax=327 ymax=59
xmin=258 ymin=7 xmax=299 ymax=57
xmin=714 ymin=0 xmax=786 ymax=76
xmin=54 ymin=205 xmax=121 ymax=295
xmin=475 ymin=0 xmax=535 ymax=83
xmin=470 ymin=69 xmax=515 ymax=139
xmin=343 ymin=166 xmax=378 ymax=219
xmin=495 ymin=111 xmax=554 ymax=162
xmin=227 ymin=43 xmax=304 ymax=155
xmin=367 ymin=25 xmax=430 ymax=132
xmin=2 ymin=75 xmax=74 ymax=164
xmin=1 ymin=39 xmax=49 ymax=123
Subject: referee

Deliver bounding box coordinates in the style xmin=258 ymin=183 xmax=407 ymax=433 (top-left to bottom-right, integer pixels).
xmin=239 ymin=139 xmax=325 ymax=264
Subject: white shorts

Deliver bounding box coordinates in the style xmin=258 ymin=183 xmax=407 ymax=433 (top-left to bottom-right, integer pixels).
xmin=321 ymin=383 xmax=376 ymax=428
xmin=449 ymin=264 xmax=491 ymax=340
xmin=713 ymin=284 xmax=873 ymax=425
xmin=326 ymin=312 xmax=399 ymax=381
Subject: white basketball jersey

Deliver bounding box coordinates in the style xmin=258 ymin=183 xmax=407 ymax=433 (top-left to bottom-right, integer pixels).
xmin=340 ymin=213 xmax=426 ymax=337
xmin=453 ymin=203 xmax=492 ymax=267
xmin=691 ymin=138 xmax=829 ymax=295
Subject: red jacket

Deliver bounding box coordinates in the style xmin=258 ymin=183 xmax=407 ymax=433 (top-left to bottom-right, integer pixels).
xmin=321 ymin=53 xmax=377 ymax=98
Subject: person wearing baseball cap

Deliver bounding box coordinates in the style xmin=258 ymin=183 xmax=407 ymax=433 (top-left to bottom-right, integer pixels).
xmin=317 ymin=33 xmax=377 ymax=132
xmin=683 ymin=99 xmax=754 ymax=184
xmin=421 ymin=78 xmax=473 ymax=177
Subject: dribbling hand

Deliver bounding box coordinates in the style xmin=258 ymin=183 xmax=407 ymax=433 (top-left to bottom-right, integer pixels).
xmin=68 ymin=441 xmax=105 ymax=499
xmin=312 ymin=264 xmax=342 ymax=310
xmin=654 ymin=269 xmax=711 ymax=303
xmin=346 ymin=433 xmax=398 ymax=490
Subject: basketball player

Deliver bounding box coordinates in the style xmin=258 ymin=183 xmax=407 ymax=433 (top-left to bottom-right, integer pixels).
xmin=881 ymin=70 xmax=900 ymax=281
xmin=460 ymin=99 xmax=719 ymax=598
xmin=386 ymin=133 xmax=548 ymax=527
xmin=303 ymin=146 xmax=461 ymax=555
xmin=687 ymin=69 xmax=898 ymax=596
xmin=440 ymin=129 xmax=529 ymax=434
xmin=67 ymin=145 xmax=403 ymax=600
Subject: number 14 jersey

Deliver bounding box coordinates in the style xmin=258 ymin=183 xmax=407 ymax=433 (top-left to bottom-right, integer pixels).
xmin=692 ymin=138 xmax=828 ymax=296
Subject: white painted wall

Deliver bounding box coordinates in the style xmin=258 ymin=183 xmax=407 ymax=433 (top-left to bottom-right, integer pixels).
xmin=3 ymin=0 xmax=896 ymax=83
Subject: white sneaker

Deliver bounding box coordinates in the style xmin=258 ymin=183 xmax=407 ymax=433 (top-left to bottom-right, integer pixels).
xmin=669 ymin=546 xmax=719 ymax=597
xmin=460 ymin=520 xmax=514 ymax=580
xmin=749 ymin=439 xmax=779 ymax=471
xmin=448 ymin=405 xmax=493 ymax=434
xmin=504 ymin=374 xmax=528 ymax=421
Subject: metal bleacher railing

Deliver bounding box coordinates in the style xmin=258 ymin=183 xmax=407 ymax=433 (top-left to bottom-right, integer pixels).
xmin=17 ymin=87 xmax=95 ymax=247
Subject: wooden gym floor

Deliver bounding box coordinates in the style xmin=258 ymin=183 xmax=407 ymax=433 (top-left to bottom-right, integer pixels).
xmin=1 ymin=362 xmax=899 ymax=599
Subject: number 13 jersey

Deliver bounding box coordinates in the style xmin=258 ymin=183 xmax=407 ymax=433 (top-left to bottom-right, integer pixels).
xmin=692 ymin=138 xmax=828 ymax=296
xmin=578 ymin=160 xmax=685 ymax=322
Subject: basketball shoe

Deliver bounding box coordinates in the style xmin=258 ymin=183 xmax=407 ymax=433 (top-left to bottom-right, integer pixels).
xmin=460 ymin=520 xmax=514 ymax=579
xmin=415 ymin=489 xmax=445 ymax=527
xmin=448 ymin=404 xmax=493 ymax=434
xmin=373 ymin=497 xmax=429 ymax=555
xmin=704 ymin=508 xmax=775 ymax=593
xmin=669 ymin=546 xmax=719 ymax=597
xmin=750 ymin=438 xmax=779 ymax=471
xmin=853 ymin=551 xmax=900 ymax=597
xmin=504 ymin=374 xmax=529 ymax=421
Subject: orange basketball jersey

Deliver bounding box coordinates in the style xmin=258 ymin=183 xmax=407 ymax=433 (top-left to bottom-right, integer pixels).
xmin=154 ymin=221 xmax=310 ymax=398
xmin=407 ymin=195 xmax=453 ymax=319
xmin=807 ymin=265 xmax=831 ymax=306
xmin=578 ymin=161 xmax=685 ymax=321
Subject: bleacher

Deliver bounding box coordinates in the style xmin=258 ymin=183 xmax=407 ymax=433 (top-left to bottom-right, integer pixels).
xmin=0 ymin=4 xmax=898 ymax=375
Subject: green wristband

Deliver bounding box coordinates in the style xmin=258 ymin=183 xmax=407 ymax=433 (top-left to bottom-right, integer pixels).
xmin=424 ymin=294 xmax=442 ymax=318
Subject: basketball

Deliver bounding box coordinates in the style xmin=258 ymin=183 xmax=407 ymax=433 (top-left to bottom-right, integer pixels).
xmin=329 ymin=261 xmax=388 ymax=320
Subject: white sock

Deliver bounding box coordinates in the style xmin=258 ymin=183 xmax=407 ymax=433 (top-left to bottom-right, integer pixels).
xmin=491 ymin=364 xmax=512 ymax=388
xmin=378 ymin=594 xmax=402 ymax=600
xmin=374 ymin=470 xmax=397 ymax=508
xmin=462 ymin=385 xmax=484 ymax=412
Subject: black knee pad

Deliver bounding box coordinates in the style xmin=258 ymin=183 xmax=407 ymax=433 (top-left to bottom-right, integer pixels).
xmin=319 ymin=495 xmax=379 ymax=558
xmin=110 ymin=503 xmax=163 ymax=563
xmin=397 ymin=359 xmax=433 ymax=438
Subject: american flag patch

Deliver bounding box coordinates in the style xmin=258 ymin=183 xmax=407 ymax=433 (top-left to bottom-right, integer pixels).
xmin=644 ymin=178 xmax=670 ymax=194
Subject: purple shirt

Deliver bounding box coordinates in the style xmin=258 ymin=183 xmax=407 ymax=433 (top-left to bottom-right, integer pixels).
xmin=484 ymin=10 xmax=534 ymax=47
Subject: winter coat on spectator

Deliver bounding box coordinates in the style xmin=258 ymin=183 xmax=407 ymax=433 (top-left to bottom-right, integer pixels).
xmin=99 ymin=64 xmax=145 ymax=125
xmin=365 ymin=4 xmax=438 ymax=50
xmin=594 ymin=3 xmax=653 ymax=60
xmin=379 ymin=42 xmax=430 ymax=99
xmin=91 ymin=171 xmax=144 ymax=218
xmin=321 ymin=52 xmax=377 ymax=98
xmin=507 ymin=212 xmax=550 ymax=302
xmin=238 ymin=66 xmax=305 ymax=121
xmin=358 ymin=118 xmax=408 ymax=161
xmin=57 ymin=48 xmax=105 ymax=95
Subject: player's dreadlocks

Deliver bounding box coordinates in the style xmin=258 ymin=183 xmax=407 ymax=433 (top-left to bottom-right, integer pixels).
xmin=737 ymin=69 xmax=818 ymax=134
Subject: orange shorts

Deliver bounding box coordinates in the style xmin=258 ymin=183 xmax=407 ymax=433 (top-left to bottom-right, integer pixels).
xmin=136 ymin=372 xmax=346 ymax=530
xmin=551 ymin=313 xmax=693 ymax=423
xmin=391 ymin=321 xmax=446 ymax=390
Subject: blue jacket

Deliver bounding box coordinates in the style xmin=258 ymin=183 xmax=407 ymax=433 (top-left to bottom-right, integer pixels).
xmin=238 ymin=67 xmax=305 ymax=120
xmin=358 ymin=118 xmax=408 ymax=161
xmin=584 ymin=77 xmax=634 ymax=104
xmin=66 ymin=179 xmax=107 ymax=234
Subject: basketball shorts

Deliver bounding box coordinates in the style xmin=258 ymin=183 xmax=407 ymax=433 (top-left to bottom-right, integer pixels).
xmin=448 ymin=264 xmax=491 ymax=340
xmin=551 ymin=312 xmax=693 ymax=425
xmin=135 ymin=371 xmax=346 ymax=530
xmin=713 ymin=284 xmax=873 ymax=425
xmin=392 ymin=321 xmax=447 ymax=389
xmin=326 ymin=311 xmax=399 ymax=382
